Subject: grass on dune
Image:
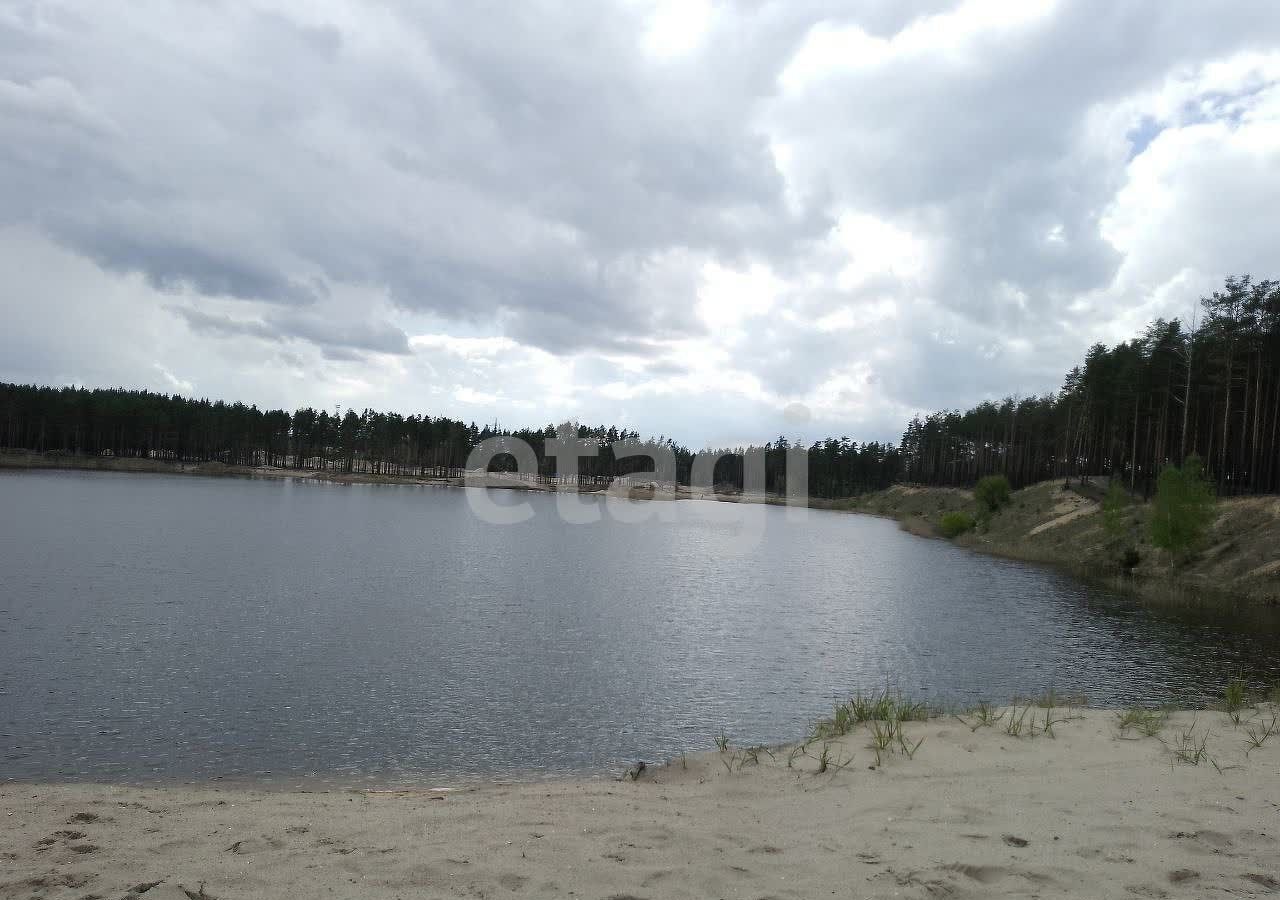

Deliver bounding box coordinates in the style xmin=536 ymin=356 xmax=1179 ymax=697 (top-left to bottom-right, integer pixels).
xmin=1116 ymin=707 xmax=1169 ymax=738
xmin=809 ymin=690 xmax=931 ymax=741
xmin=700 ymin=675 xmax=1278 ymax=782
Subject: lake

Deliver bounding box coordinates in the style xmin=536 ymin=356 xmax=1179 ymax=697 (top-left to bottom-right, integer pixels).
xmin=1 ymin=469 xmax=1278 ymax=786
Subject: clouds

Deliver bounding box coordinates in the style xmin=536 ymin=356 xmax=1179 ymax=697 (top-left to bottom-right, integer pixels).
xmin=769 ymin=1 xmax=1280 ymax=325
xmin=2 ymin=1 xmax=1280 ymax=446
xmin=170 ymin=306 xmax=411 ymax=359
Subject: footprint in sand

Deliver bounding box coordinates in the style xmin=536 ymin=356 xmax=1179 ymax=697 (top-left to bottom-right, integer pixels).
xmin=127 ymin=878 xmax=166 ymax=894
xmin=33 ymin=829 xmax=87 ymax=850
xmin=1169 ymin=829 xmax=1233 ymax=853
xmin=639 ymin=868 xmax=674 ymax=887
xmin=942 ymin=862 xmax=1005 ymax=884
xmin=14 ymin=872 xmax=95 ymax=891
xmin=1243 ymin=872 xmax=1280 ymax=890
xmin=224 ymin=836 xmax=284 ymax=854
xmin=497 ymin=872 xmax=528 ymax=891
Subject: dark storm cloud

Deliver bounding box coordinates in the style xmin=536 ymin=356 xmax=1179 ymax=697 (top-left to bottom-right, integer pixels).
xmin=171 ymin=306 xmax=410 ymax=358
xmin=269 ymin=312 xmax=411 ymax=356
xmin=169 ymin=308 xmax=280 ymax=342
xmin=78 ymin=233 xmax=322 ymax=305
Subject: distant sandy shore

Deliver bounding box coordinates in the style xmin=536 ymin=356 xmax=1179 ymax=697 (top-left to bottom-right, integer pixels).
xmin=0 ymin=452 xmax=813 ymax=504
xmin=4 ymin=707 xmax=1278 ymax=899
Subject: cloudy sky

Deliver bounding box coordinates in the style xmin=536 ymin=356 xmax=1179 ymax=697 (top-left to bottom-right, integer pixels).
xmin=3 ymin=1 xmax=1280 ymax=447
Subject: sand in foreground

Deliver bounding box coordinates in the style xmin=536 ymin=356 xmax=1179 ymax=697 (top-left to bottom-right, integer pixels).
xmin=3 ymin=708 xmax=1279 ymax=899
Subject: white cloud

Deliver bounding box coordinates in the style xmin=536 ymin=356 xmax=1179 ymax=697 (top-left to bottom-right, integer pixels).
xmin=640 ymin=0 xmax=716 ymax=59
xmin=780 ymin=0 xmax=1059 ymax=91
xmin=831 ymin=212 xmax=928 ymax=289
xmin=695 ymin=260 xmax=784 ymax=328
xmin=153 ymin=364 xmax=194 ymax=395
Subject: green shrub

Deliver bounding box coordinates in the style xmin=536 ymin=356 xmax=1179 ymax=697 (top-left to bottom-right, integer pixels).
xmin=1102 ymin=481 xmax=1129 ymax=539
xmin=1149 ymin=455 xmax=1215 ymax=562
xmin=940 ymin=511 xmax=975 ymax=538
xmin=974 ymin=475 xmax=1012 ymax=513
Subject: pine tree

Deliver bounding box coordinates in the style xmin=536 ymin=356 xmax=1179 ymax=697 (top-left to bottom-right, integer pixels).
xmin=1149 ymin=455 xmax=1216 ymax=563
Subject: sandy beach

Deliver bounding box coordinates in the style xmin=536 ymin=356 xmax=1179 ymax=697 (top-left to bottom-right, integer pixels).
xmin=3 ymin=706 xmax=1278 ymax=899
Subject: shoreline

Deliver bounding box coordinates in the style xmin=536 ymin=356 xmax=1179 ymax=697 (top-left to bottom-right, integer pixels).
xmin=846 ymin=483 xmax=1280 ymax=611
xmin=0 ymin=451 xmax=465 ymax=488
xmin=4 ymin=705 xmax=1278 ymax=898
xmin=0 ymin=451 xmax=843 ymax=505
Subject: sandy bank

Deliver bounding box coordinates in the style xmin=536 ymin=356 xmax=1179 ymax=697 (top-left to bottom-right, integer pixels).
xmin=4 ymin=707 xmax=1278 ymax=899
xmin=850 ymin=482 xmax=1280 ymax=608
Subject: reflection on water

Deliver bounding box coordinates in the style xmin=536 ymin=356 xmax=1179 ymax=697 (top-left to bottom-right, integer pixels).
xmin=1 ymin=469 xmax=1278 ymax=785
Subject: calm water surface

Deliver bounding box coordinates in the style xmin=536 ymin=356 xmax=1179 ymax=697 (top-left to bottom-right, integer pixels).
xmin=2 ymin=469 xmax=1278 ymax=785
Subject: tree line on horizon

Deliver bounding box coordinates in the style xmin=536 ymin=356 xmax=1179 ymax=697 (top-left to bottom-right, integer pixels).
xmin=901 ymin=275 xmax=1280 ymax=496
xmin=3 ymin=275 xmax=1278 ymax=499
xmin=0 ymin=381 xmax=901 ymax=498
